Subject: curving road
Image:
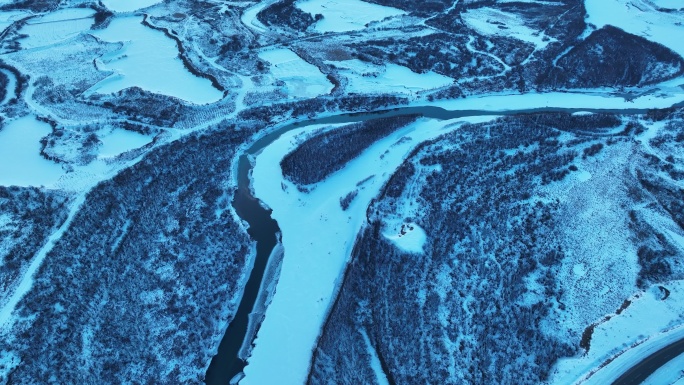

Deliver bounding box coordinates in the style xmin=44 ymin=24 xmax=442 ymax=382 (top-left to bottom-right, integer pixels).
xmin=613 ymin=338 xmax=684 ymax=385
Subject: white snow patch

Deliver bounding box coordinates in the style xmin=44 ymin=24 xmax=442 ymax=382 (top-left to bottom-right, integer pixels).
xmin=258 ymin=48 xmax=333 ymax=98
xmin=461 ymin=7 xmax=554 ymax=49
xmin=0 ymin=213 xmax=11 ymax=229
xmin=139 ymin=289 xmax=164 ymax=305
xmin=585 ymin=0 xmax=684 ymax=57
xmin=98 ymin=128 xmax=151 ymax=158
xmin=296 ymin=0 xmax=405 ymax=32
xmin=575 ymin=170 xmax=592 ymax=182
xmin=81 ymin=326 xmax=93 ymax=366
xmin=18 ymin=8 xmax=95 ymax=49
xmin=572 ymin=263 xmax=587 ymax=277
xmin=327 ymin=59 xmax=453 ymax=95
xmin=35 ymin=8 xmax=93 ymax=23
xmin=101 ymin=0 xmax=162 ymax=12
xmin=360 ymin=329 xmax=390 ymax=385
xmin=0 ymin=116 xmax=65 ymax=187
xmin=546 ymin=141 xmax=639 ymax=334
xmin=242 ymin=116 xmax=496 ymax=385
xmin=382 ymin=220 xmax=427 ymax=254
xmin=88 ymin=16 xmax=223 ymax=105
xmin=520 ymin=271 xmax=546 ymax=306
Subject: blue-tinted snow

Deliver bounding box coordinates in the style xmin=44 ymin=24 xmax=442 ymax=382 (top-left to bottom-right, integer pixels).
xmin=0 ymin=116 xmax=64 ymax=187
xmin=101 ymin=0 xmax=162 ymax=12
xmin=89 ymin=16 xmax=223 ymax=105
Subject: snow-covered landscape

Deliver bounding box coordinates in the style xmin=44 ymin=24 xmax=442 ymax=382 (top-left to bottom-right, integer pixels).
xmin=295 ymin=0 xmax=405 ymax=33
xmin=0 ymin=116 xmax=64 ymax=187
xmin=0 ymin=0 xmax=683 ymax=384
xmin=245 ymin=116 xmax=496 ymax=385
xmin=258 ymin=48 xmax=333 ymax=99
xmin=89 ymin=15 xmax=223 ymax=104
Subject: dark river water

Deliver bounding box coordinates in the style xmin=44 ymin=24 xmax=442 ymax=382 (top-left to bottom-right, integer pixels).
xmin=204 ymin=153 xmax=280 ymax=384
xmin=204 ymin=102 xmax=682 ymax=385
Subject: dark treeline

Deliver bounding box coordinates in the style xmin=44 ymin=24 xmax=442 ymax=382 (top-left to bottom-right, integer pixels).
xmin=281 ymin=115 xmax=419 ymax=186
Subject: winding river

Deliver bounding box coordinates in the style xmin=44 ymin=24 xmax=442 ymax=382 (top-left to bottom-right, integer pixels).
xmin=204 ymin=101 xmax=684 ymax=385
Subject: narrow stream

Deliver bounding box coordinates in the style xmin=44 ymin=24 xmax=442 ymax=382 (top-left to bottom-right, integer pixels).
xmin=204 ymin=154 xmax=280 ymax=384
xmin=204 ymin=102 xmax=683 ymax=385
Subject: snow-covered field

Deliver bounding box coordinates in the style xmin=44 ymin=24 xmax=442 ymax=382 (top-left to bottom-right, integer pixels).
xmin=88 ymin=16 xmax=223 ymax=104
xmin=585 ymin=0 xmax=684 ymax=57
xmin=427 ymin=85 xmax=684 ymax=111
xmin=18 ymin=8 xmax=95 ymax=49
xmin=258 ymin=48 xmax=333 ymax=98
xmin=242 ymin=115 xmax=497 ymax=385
xmin=100 ymin=0 xmax=162 ymax=12
xmin=461 ymin=7 xmax=555 ymax=49
xmin=0 ymin=0 xmax=683 ymax=383
xmin=296 ymin=0 xmax=405 ymax=33
xmin=541 ymin=140 xmax=639 ymax=335
xmin=382 ymin=220 xmax=427 ymax=254
xmin=0 ymin=116 xmax=65 ymax=187
xmin=327 ymin=59 xmax=453 ymax=96
xmin=98 ymin=128 xmax=152 ymax=158
xmin=0 ymin=116 xmax=155 ymax=193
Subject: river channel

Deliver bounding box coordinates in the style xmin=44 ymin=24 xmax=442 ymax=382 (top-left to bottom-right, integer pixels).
xmin=204 ymin=102 xmax=684 ymax=385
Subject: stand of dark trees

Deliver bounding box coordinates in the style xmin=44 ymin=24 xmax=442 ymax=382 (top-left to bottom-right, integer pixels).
xmin=281 ymin=115 xmax=419 ymax=186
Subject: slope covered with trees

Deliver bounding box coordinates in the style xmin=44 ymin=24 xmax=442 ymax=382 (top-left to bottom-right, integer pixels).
xmin=1 ymin=125 xmax=253 ymax=384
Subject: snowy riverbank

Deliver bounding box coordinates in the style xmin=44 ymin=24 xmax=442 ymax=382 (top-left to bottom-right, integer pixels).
xmin=242 ymin=115 xmax=497 ymax=385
